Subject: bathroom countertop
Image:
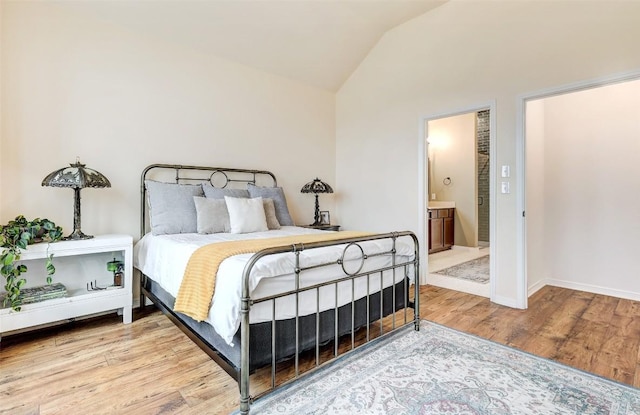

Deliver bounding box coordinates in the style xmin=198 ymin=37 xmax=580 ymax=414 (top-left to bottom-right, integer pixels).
xmin=428 ymin=201 xmax=455 ymax=209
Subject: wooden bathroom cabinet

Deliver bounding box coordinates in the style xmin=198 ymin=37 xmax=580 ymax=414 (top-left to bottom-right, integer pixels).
xmin=428 ymin=208 xmax=455 ymax=254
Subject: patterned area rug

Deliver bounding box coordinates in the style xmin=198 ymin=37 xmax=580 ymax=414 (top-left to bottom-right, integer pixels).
xmin=244 ymin=321 xmax=640 ymax=414
xmin=434 ymin=254 xmax=489 ymax=284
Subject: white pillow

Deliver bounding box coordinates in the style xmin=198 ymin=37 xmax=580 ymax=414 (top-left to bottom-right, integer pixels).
xmin=225 ymin=196 xmax=268 ymax=234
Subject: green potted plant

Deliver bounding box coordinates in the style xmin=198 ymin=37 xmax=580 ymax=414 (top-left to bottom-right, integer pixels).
xmin=1 ymin=215 xmax=63 ymax=311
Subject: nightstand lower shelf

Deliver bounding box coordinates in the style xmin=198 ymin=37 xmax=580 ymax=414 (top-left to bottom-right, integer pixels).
xmin=1 ymin=288 xmax=132 ymax=332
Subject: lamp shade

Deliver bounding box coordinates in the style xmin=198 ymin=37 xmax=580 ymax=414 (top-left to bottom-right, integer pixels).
xmin=42 ymin=160 xmax=110 ymax=240
xmin=42 ymin=161 xmax=111 ymax=189
xmin=300 ymin=178 xmax=333 ymax=194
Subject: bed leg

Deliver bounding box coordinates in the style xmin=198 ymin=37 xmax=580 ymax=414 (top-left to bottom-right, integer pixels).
xmin=139 ymin=274 xmax=147 ymax=309
xmin=240 ymin=295 xmax=251 ymax=414
xmin=413 ymin=249 xmax=420 ymax=332
xmin=414 ymin=279 xmax=420 ymax=332
xmin=240 ymin=397 xmax=250 ymax=415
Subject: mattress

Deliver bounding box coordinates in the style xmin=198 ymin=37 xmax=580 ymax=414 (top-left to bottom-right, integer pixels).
xmin=134 ymin=226 xmax=415 ymax=345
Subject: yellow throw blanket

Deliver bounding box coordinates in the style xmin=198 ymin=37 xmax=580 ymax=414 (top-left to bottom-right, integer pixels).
xmin=174 ymin=231 xmax=370 ymax=321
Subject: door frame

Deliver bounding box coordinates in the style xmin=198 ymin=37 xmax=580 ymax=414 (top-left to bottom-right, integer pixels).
xmin=418 ymin=101 xmax=497 ymax=299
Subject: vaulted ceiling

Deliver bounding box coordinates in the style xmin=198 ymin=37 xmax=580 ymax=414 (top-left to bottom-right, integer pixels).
xmin=51 ymin=1 xmax=447 ymax=91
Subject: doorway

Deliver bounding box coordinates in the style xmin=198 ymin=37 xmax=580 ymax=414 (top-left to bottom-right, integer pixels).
xmin=521 ymin=76 xmax=640 ymax=303
xmin=420 ymin=105 xmax=495 ymax=298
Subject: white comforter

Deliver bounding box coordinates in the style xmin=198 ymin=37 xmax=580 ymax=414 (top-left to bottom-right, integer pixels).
xmin=134 ymin=226 xmax=414 ymax=345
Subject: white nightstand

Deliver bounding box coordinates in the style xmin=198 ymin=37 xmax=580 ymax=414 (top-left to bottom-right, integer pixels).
xmin=0 ymin=234 xmax=133 ymax=335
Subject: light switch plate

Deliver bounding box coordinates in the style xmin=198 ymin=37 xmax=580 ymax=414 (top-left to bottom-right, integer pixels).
xmin=501 ymin=165 xmax=510 ymax=178
xmin=501 ymin=181 xmax=510 ymax=194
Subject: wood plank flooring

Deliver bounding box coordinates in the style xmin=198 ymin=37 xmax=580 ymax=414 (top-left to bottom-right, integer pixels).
xmin=2 ymin=284 xmax=639 ymax=414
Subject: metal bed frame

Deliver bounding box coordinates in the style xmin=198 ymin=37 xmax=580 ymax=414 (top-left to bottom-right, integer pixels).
xmin=138 ymin=164 xmax=420 ymax=414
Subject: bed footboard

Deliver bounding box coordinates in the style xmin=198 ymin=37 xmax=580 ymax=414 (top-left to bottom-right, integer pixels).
xmin=239 ymin=231 xmax=420 ymax=414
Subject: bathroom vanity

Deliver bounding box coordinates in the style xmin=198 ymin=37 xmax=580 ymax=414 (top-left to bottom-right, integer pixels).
xmin=428 ymin=203 xmax=455 ymax=254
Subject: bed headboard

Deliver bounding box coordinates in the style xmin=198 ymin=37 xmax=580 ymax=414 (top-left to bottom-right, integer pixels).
xmin=140 ymin=164 xmax=278 ymax=238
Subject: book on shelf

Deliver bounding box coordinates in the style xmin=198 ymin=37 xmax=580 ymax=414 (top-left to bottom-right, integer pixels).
xmin=1 ymin=283 xmax=67 ymax=306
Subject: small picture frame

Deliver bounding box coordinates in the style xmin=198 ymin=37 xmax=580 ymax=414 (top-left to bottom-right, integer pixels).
xmin=320 ymin=211 xmax=330 ymax=225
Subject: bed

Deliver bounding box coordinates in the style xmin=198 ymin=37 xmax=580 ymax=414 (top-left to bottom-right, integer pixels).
xmin=134 ymin=164 xmax=420 ymax=414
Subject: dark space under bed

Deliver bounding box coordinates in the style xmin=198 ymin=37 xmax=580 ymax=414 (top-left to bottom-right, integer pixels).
xmin=142 ymin=276 xmax=411 ymax=376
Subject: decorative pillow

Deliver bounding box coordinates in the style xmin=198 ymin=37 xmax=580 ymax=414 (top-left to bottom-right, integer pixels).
xmin=145 ymin=180 xmax=203 ymax=235
xmin=262 ymin=198 xmax=281 ymax=230
xmin=193 ymin=197 xmax=231 ymax=234
xmin=225 ymin=196 xmax=268 ymax=234
xmin=202 ymin=183 xmax=250 ymax=199
xmin=247 ymin=184 xmax=294 ymax=226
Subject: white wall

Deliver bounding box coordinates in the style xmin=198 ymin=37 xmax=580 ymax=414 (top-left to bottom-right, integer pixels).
xmin=525 ymin=100 xmax=546 ymax=294
xmin=0 ymin=2 xmax=336 ymax=238
xmin=0 ymin=1 xmax=3 ymax=218
xmin=336 ymin=0 xmax=640 ymax=306
xmin=428 ymin=112 xmax=476 ymax=247
xmin=539 ymin=80 xmax=640 ymax=299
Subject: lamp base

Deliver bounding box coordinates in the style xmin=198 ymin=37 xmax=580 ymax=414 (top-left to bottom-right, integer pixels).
xmin=63 ymin=229 xmax=94 ymax=240
xmin=64 ymin=188 xmax=93 ymax=240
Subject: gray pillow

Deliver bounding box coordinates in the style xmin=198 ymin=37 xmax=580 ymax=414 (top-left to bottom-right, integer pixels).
xmin=193 ymin=196 xmax=231 ymax=233
xmin=145 ymin=180 xmax=203 ymax=235
xmin=247 ymin=184 xmax=294 ymax=226
xmin=202 ymin=183 xmax=250 ymax=199
xmin=262 ymin=198 xmax=281 ymax=230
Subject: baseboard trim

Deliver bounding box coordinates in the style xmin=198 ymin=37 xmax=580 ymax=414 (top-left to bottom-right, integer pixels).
xmin=529 ymin=279 xmax=640 ymax=302
xmin=527 ymin=279 xmax=547 ymax=297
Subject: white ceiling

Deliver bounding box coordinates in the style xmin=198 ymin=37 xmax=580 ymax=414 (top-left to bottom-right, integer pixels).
xmin=52 ymin=1 xmax=446 ymax=91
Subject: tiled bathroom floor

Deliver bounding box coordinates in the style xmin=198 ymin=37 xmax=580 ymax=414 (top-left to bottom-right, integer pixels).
xmin=427 ymin=246 xmax=490 ymax=298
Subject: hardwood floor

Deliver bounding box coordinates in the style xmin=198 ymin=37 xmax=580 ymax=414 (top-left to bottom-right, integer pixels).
xmin=2 ymin=284 xmax=639 ymax=414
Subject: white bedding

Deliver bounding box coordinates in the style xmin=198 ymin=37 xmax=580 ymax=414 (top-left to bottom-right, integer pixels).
xmin=134 ymin=226 xmax=415 ymax=345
